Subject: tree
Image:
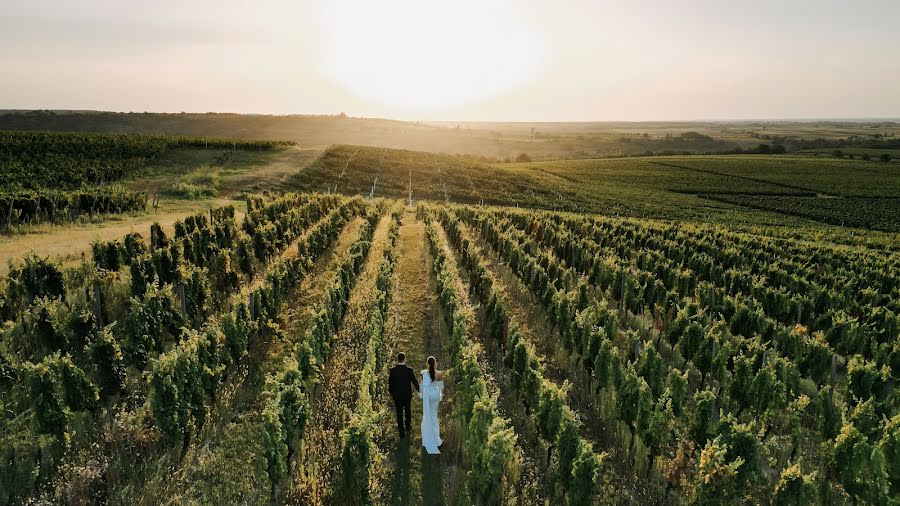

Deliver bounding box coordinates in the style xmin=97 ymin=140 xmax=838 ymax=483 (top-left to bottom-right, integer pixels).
xmin=569 ymin=443 xmax=604 ymax=506
xmin=57 ymin=355 xmax=99 ymax=412
xmin=716 ymin=414 xmax=759 ymax=482
xmin=6 ymin=255 xmax=65 ymax=309
xmin=849 ymin=397 xmax=880 ymax=441
xmin=515 ymin=152 xmax=532 ymax=163
xmin=880 ymin=153 xmax=892 ymax=162
xmin=847 ymin=355 xmax=880 ymax=401
xmin=27 ymin=361 xmax=67 ymax=436
xmin=665 ymin=369 xmax=688 ymax=416
xmin=818 ymin=387 xmax=841 ymax=440
xmin=466 ymin=401 xmax=519 ymax=505
xmin=832 ymin=149 xmax=844 ymax=158
xmin=557 ymin=415 xmax=581 ymax=490
xmin=262 ymin=400 xmax=289 ymax=485
xmin=536 ymin=383 xmax=565 ymax=463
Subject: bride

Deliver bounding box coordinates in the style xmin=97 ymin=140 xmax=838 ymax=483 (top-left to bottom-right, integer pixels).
xmin=418 ymin=356 xmax=444 ymax=454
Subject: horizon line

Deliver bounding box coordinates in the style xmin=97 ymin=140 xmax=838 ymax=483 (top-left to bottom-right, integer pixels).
xmin=1 ymin=108 xmax=899 ymax=124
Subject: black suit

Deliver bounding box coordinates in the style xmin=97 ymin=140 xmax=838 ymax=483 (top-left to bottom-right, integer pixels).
xmin=388 ymin=363 xmax=419 ymax=436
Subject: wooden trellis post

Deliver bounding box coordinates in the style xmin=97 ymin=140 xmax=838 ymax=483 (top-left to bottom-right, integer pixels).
xmin=830 ymin=354 xmax=837 ymax=386
xmin=177 ymin=283 xmax=187 ymax=316
xmin=92 ymin=282 xmax=104 ymax=329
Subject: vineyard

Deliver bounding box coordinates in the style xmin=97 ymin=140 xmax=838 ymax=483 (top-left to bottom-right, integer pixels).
xmin=0 ymin=186 xmax=896 ymax=504
xmin=294 ymin=145 xmax=900 ymax=236
xmin=0 ymin=131 xmax=293 ymax=229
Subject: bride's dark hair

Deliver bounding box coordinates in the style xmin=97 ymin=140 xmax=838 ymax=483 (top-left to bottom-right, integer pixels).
xmin=427 ymin=356 xmax=436 ymax=381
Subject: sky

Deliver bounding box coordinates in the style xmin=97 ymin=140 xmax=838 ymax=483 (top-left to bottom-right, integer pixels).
xmin=1 ymin=0 xmax=899 ymax=121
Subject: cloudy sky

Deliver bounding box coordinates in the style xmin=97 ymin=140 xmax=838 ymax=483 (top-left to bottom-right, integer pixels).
xmin=2 ymin=0 xmax=898 ymax=121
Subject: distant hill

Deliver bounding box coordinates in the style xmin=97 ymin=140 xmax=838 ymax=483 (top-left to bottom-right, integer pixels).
xmin=5 ymin=110 xmax=900 ymax=162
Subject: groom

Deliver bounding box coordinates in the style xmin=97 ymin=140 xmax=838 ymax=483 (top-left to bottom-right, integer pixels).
xmin=388 ymin=352 xmax=419 ymax=438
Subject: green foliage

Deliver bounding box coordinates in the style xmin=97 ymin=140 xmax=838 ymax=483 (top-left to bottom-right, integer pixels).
xmin=772 ymin=463 xmax=817 ymax=506
xmin=54 ymin=355 xmax=99 ymax=412
xmin=695 ymin=436 xmax=744 ymax=504
xmin=569 ymin=443 xmax=604 ymax=506
xmin=121 ymin=285 xmax=185 ymax=368
xmin=691 ymin=389 xmax=718 ymax=447
xmin=467 ymin=401 xmax=520 ymax=506
xmin=5 ymin=255 xmax=65 ymax=310
xmin=0 ymin=130 xmax=293 ymax=191
xmin=87 ymin=326 xmax=126 ymax=399
xmin=878 ymin=414 xmax=900 ymax=495
xmin=831 ymin=422 xmax=873 ymax=500
xmin=26 ymin=360 xmax=68 ymax=436
xmin=0 ymin=189 xmax=146 ymax=228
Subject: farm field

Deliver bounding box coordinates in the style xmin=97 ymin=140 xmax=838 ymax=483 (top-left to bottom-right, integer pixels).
xmin=0 ymin=132 xmax=315 ymax=273
xmin=0 ymin=132 xmax=897 ymax=505
xmin=292 ymin=144 xmax=900 ymax=237
xmin=1 ymin=191 xmax=897 ymax=505
xmin=4 ymin=0 xmax=899 ymax=503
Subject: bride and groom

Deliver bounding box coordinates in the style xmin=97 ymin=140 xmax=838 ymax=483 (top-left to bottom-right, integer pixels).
xmin=388 ymin=352 xmax=444 ymax=454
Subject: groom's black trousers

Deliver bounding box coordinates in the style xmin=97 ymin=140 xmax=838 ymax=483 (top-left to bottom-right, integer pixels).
xmin=393 ymin=397 xmax=412 ymax=436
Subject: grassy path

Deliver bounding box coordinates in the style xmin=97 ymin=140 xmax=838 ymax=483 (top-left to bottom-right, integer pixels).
xmin=378 ymin=211 xmax=463 ymax=506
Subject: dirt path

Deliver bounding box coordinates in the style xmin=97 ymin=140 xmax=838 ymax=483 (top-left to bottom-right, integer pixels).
xmin=379 ymin=211 xmax=460 ymax=506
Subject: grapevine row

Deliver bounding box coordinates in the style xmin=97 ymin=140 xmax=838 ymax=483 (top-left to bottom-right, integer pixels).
xmin=458 ymin=205 xmax=897 ymax=503
xmin=421 ymin=210 xmax=523 ymax=505
xmin=432 ymin=206 xmax=607 ymax=504
xmin=257 ymin=204 xmax=382 ymax=495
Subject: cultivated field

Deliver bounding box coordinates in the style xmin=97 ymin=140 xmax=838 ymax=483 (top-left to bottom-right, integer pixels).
xmin=0 ymin=131 xmax=897 ymax=505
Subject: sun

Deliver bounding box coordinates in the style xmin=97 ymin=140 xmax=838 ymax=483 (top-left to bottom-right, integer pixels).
xmin=318 ymin=0 xmax=546 ymax=114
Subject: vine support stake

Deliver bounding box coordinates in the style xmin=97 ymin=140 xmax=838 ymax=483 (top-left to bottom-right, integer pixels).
xmin=830 ymin=354 xmax=837 ymax=387
xmin=92 ymin=282 xmax=104 ymax=329
xmin=177 ymin=283 xmax=187 ymax=316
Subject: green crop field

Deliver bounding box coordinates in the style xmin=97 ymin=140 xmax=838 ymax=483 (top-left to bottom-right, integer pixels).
xmin=290 ymin=144 xmax=900 ymax=236
xmin=0 ymin=129 xmax=897 ymax=505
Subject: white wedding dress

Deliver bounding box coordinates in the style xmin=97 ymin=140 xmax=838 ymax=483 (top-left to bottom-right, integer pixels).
xmin=419 ymin=370 xmax=444 ymax=454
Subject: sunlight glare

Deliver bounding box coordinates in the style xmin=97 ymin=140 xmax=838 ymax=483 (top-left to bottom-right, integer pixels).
xmin=319 ymin=0 xmax=546 ymax=114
